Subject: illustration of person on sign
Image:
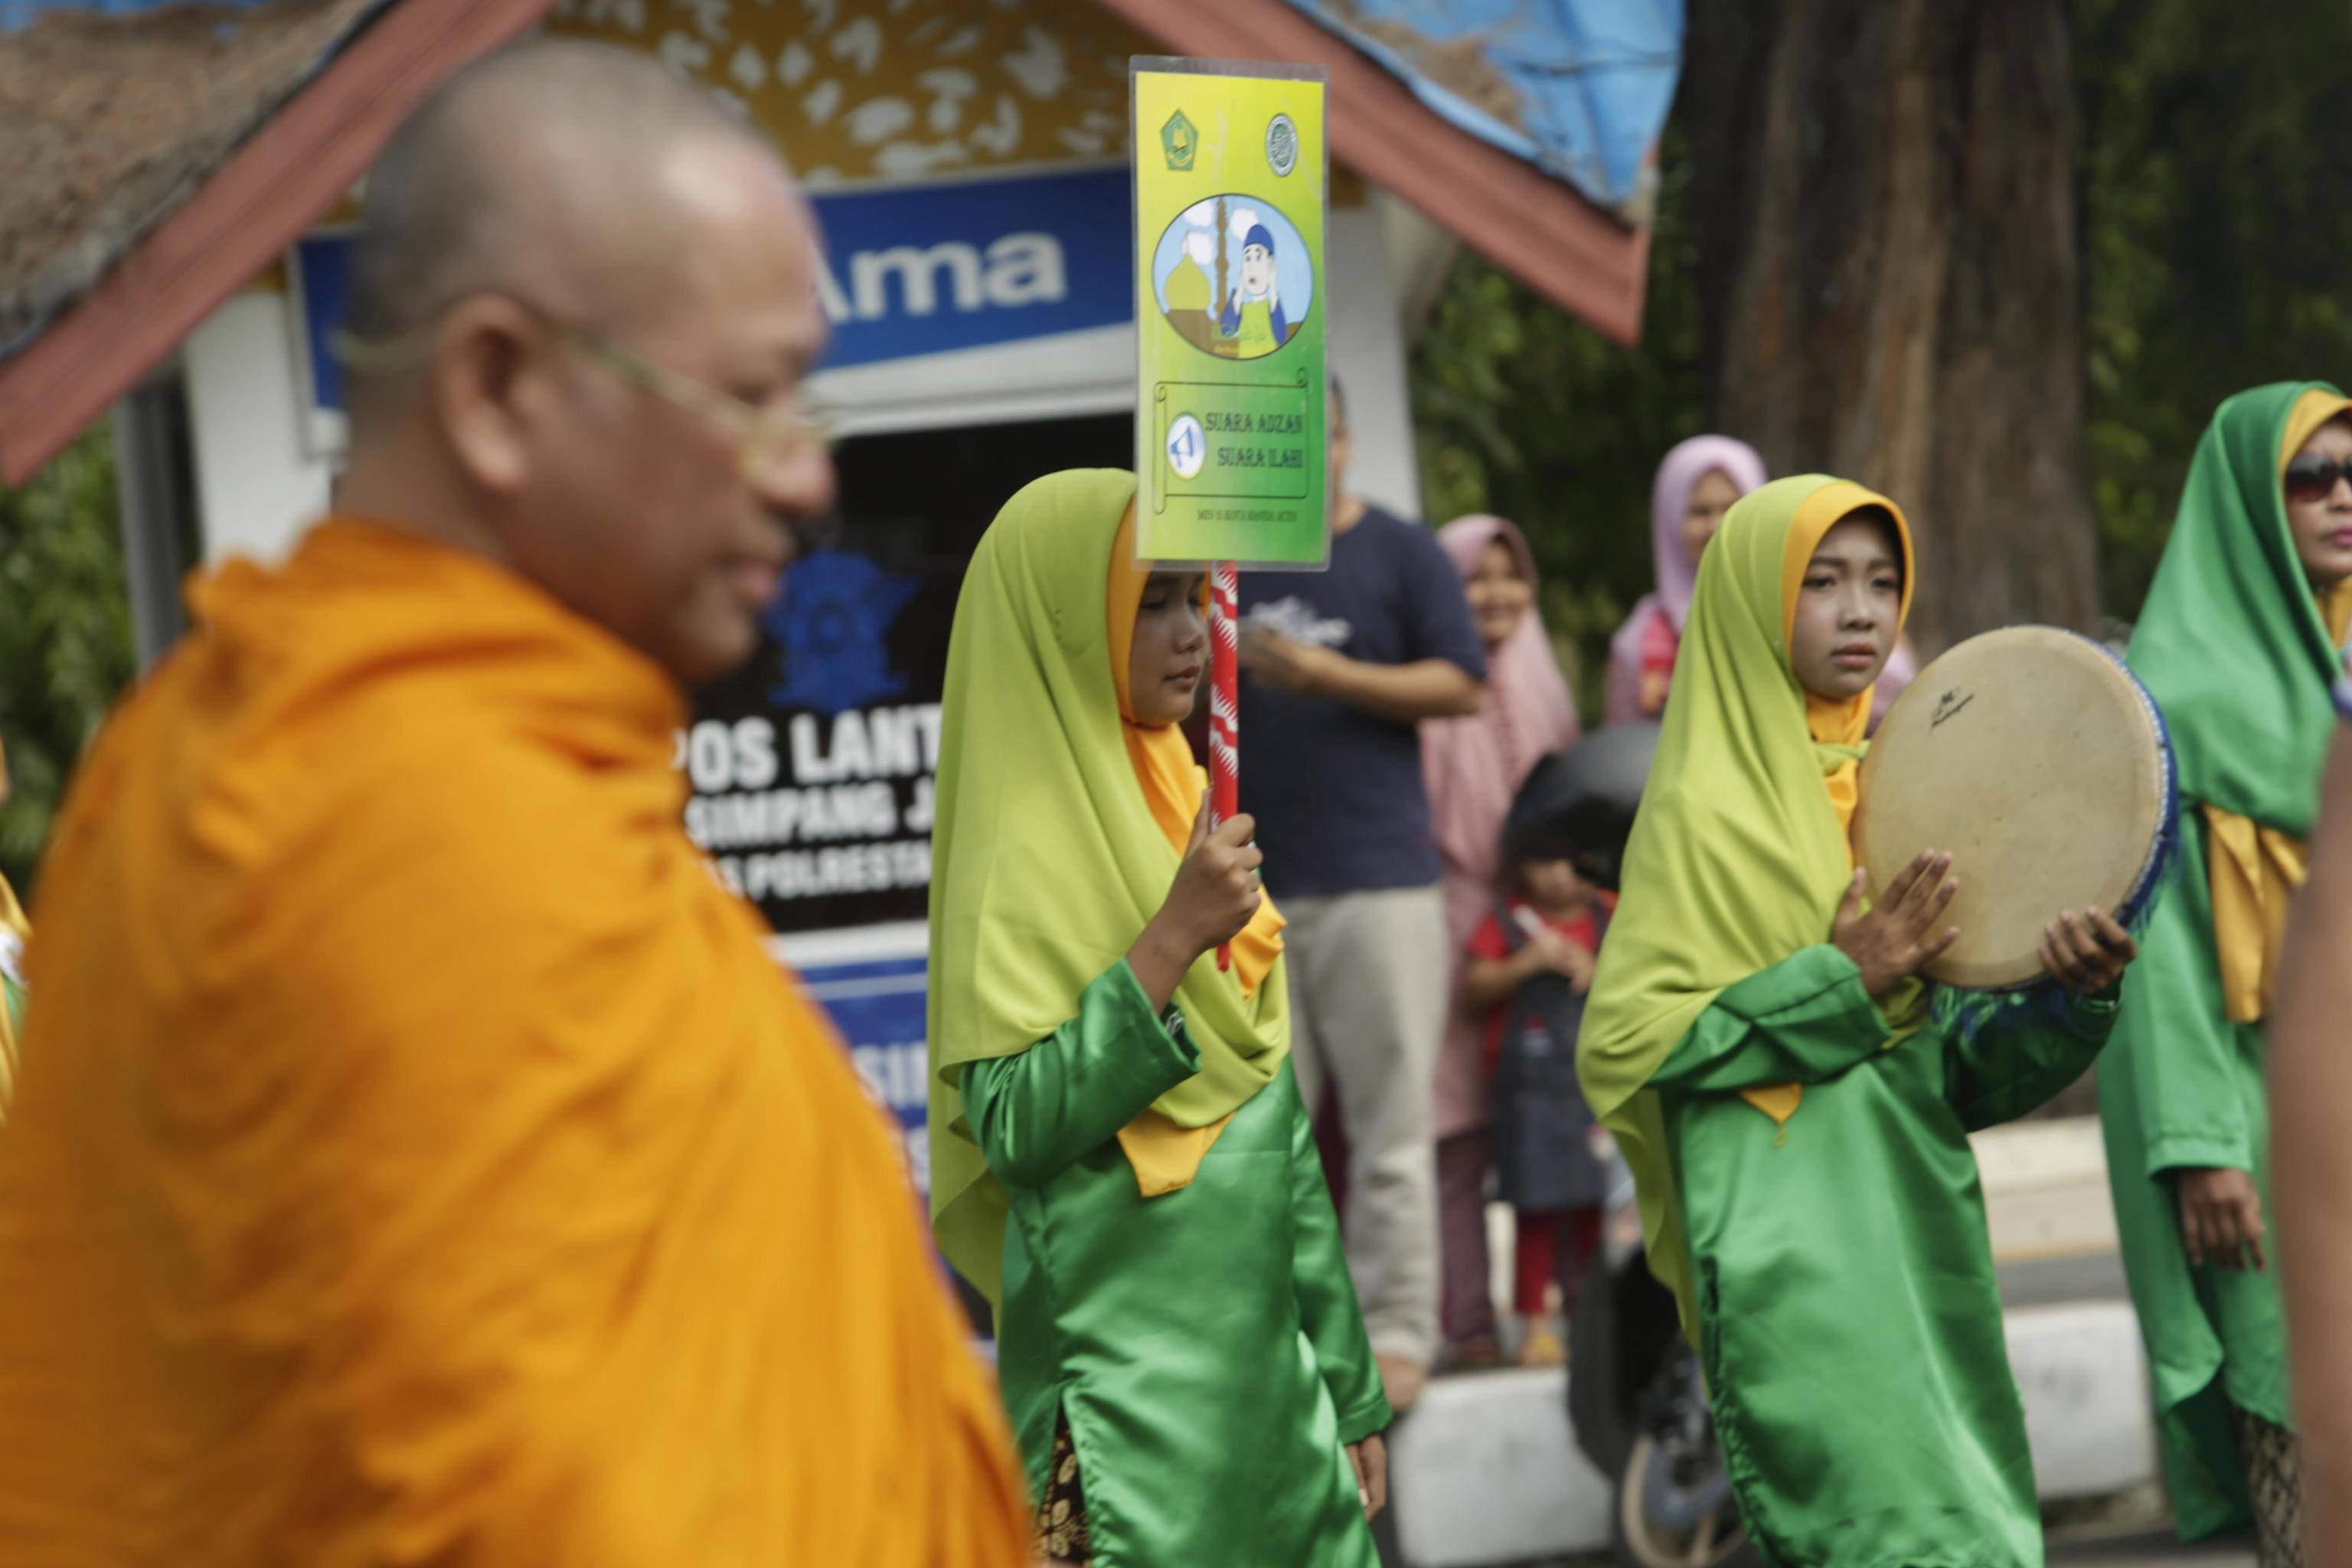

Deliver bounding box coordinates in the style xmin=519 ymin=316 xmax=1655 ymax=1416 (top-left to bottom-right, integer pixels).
xmin=1219 ymin=217 xmax=1287 ymax=358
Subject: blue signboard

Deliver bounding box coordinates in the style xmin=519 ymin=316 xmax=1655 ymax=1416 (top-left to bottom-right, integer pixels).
xmin=800 ymin=950 xmax=932 ymax=1198
xmin=291 ymin=163 xmax=1134 ymax=420
xmin=292 ymin=230 xmax=354 ymax=428
xmin=812 ymin=164 xmax=1132 ymax=371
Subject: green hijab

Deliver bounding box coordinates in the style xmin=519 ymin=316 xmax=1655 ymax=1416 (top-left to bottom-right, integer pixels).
xmin=925 ymin=469 xmax=1289 ymax=1304
xmin=2128 ymin=381 xmax=2350 ymax=835
xmin=1577 ymin=475 xmax=1915 ymax=1326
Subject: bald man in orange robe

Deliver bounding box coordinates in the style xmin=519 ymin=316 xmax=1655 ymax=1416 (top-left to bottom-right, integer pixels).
xmin=0 ymin=41 xmax=1027 ymax=1565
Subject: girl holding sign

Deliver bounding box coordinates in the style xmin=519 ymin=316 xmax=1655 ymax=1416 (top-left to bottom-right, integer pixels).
xmin=927 ymin=469 xmax=1389 ymax=1567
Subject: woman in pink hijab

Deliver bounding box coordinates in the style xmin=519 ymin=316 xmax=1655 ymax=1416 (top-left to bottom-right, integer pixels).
xmin=1604 ymin=436 xmax=1769 ymax=724
xmin=1606 ymin=435 xmax=1915 ymax=724
xmin=1423 ymin=515 xmax=1582 ymax=1365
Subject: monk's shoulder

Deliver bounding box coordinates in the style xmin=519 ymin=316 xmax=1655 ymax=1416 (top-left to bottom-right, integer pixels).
xmin=268 ymin=670 xmax=685 ymax=903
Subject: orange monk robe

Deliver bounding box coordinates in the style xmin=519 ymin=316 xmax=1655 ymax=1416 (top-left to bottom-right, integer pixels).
xmin=0 ymin=519 xmax=1028 ymax=1565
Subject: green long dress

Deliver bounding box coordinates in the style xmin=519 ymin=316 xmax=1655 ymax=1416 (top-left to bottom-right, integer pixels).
xmin=2099 ymin=381 xmax=2350 ymax=1539
xmin=1659 ymin=946 xmax=2113 ymax=1566
xmin=962 ymin=963 xmax=1387 ymax=1566
xmin=2099 ymin=812 xmax=2282 ymax=1536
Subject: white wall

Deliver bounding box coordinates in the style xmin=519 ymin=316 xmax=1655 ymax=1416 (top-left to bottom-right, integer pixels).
xmin=183 ymin=290 xmax=333 ymax=564
xmin=1327 ymin=193 xmax=1424 ymax=521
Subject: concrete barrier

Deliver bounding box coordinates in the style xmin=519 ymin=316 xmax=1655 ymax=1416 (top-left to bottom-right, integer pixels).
xmin=1387 ymin=1301 xmax=2157 ymax=1567
xmin=2009 ymin=1302 xmax=2159 ymax=1501
xmin=1975 ymin=1118 xmax=2121 ymax=1263
xmin=1388 ymin=1367 xmax=1611 ymax=1566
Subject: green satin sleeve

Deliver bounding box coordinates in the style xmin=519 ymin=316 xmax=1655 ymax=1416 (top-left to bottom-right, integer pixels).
xmin=2109 ymin=818 xmax=2255 ymax=1176
xmin=1651 ymin=945 xmax=1888 ymax=1093
xmin=1945 ymin=989 xmax=2117 ymax=1132
xmin=1285 ymin=1078 xmax=1392 ymax=1444
xmin=960 ymin=959 xmax=1200 ymax=1191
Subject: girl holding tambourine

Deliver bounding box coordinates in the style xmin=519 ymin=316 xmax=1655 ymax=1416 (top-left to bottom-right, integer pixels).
xmin=2101 ymin=382 xmax=2352 ymax=1568
xmin=1579 ymin=475 xmax=2139 ymax=1567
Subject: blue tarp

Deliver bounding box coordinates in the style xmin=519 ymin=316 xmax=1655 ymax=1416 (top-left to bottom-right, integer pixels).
xmin=0 ymin=0 xmax=280 ymax=25
xmin=1283 ymin=0 xmax=1682 ymax=218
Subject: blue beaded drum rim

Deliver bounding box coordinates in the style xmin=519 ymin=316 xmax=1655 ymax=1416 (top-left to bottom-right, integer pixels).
xmin=1931 ymin=630 xmax=2180 ymax=1040
xmin=2112 ymin=635 xmax=2184 ymax=936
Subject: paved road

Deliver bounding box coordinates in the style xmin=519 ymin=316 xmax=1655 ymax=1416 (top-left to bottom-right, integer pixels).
xmin=1532 ymin=1538 xmax=2252 ymax=1568
xmin=1999 ymin=1247 xmax=2131 ymax=1308
xmin=2048 ymin=1534 xmax=2253 ymax=1566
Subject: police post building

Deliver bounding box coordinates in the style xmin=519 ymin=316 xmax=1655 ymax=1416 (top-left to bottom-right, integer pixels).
xmin=0 ymin=0 xmax=1681 ymax=1196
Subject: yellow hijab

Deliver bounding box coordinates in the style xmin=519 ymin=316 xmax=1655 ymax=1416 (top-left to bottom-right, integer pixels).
xmin=1106 ymin=504 xmax=1288 ymax=1190
xmin=926 ymin=472 xmax=1292 ymax=1305
xmin=1737 ymin=482 xmax=1916 ymax=1122
xmin=1578 ymin=475 xmax=1914 ymax=1328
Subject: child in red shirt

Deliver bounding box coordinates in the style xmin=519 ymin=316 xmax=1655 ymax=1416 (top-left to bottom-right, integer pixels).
xmin=1460 ymin=855 xmax=1609 ymax=1367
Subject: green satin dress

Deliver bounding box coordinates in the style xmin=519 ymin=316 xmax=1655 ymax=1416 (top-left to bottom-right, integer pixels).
xmin=1658 ymin=945 xmax=2115 ymax=1567
xmin=962 ymin=960 xmax=1390 ymax=1568
xmin=2098 ymin=812 xmax=2285 ymax=1538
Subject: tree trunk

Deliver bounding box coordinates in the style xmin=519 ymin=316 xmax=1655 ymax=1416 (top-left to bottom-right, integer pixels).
xmin=1682 ymin=0 xmax=2096 ymax=653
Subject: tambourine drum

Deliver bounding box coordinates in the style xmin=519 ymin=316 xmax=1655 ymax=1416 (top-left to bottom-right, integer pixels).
xmin=1853 ymin=627 xmax=2177 ymax=991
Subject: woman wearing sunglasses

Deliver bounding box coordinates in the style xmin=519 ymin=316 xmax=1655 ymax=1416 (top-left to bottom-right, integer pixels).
xmin=2102 ymin=381 xmax=2352 ymax=1567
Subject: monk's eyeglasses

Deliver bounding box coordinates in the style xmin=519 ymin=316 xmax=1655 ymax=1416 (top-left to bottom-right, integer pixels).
xmin=331 ymin=298 xmax=836 ymax=485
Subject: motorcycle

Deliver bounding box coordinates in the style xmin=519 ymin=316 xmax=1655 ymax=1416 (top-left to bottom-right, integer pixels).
xmin=1565 ymin=1145 xmax=1756 ymax=1568
xmin=1515 ymin=725 xmax=1760 ymax=1568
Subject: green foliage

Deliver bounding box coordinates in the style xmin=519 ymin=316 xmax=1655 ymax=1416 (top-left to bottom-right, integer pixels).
xmin=2076 ymin=0 xmax=2352 ymax=617
xmin=1414 ymin=0 xmax=2352 ymax=701
xmin=1412 ymin=132 xmax=1707 ymax=720
xmin=0 ymin=424 xmax=136 ymax=900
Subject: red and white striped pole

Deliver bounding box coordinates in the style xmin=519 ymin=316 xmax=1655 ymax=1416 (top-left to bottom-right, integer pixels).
xmin=1210 ymin=560 xmax=1241 ymax=972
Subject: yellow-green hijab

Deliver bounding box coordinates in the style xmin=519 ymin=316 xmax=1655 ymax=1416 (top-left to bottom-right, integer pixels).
xmin=926 ymin=469 xmax=1289 ymax=1305
xmin=1577 ymin=475 xmax=1914 ymax=1328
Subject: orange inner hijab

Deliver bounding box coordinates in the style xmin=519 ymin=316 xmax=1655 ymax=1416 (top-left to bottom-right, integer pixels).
xmin=1105 ymin=506 xmax=1286 ymax=994
xmin=1743 ymin=483 xmax=1918 ymax=1126
xmin=1781 ymin=482 xmax=1915 ymax=841
xmin=1104 ymin=505 xmax=1285 ymax=1194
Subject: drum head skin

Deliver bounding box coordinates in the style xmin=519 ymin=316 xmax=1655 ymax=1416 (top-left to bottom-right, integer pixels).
xmin=1854 ymin=627 xmax=2170 ymax=990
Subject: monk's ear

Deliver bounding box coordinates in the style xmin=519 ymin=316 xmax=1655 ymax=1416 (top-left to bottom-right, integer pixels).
xmin=430 ymin=296 xmax=544 ymax=499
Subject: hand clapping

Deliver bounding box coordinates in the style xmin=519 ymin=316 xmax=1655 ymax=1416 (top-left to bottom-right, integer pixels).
xmin=1831 ymin=851 xmax=1960 ymax=998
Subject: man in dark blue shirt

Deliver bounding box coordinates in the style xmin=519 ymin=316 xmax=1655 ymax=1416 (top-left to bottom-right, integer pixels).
xmin=1238 ymin=382 xmax=1485 ymax=1413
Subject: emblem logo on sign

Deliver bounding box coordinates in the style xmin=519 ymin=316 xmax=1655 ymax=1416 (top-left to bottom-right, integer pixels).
xmin=1166 ymin=413 xmax=1207 ymax=479
xmin=1266 ymin=113 xmax=1299 ymax=177
xmin=1161 ymin=109 xmax=1197 ymax=171
xmin=762 ymin=548 xmax=923 ymax=717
